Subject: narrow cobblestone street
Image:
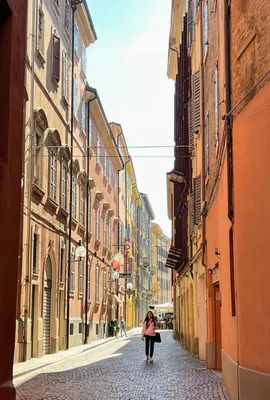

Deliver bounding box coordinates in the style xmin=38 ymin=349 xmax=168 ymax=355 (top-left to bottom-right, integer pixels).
xmin=15 ymin=330 xmax=230 ymax=400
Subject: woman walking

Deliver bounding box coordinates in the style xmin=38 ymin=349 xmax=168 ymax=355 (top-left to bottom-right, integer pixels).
xmin=141 ymin=311 xmax=156 ymax=362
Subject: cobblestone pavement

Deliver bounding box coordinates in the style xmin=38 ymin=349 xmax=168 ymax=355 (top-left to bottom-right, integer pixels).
xmin=15 ymin=330 xmax=230 ymax=400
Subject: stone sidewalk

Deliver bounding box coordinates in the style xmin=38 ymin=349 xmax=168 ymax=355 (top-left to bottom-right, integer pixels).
xmin=13 ymin=329 xmax=134 ymax=379
xmin=15 ymin=329 xmax=230 ymax=400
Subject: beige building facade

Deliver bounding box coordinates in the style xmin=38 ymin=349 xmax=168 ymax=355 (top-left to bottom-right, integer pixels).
xmin=15 ymin=0 xmax=96 ymax=362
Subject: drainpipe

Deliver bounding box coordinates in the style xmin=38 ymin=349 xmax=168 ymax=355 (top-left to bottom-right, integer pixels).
xmin=224 ymin=0 xmax=233 ymax=221
xmin=67 ymin=0 xmax=82 ymax=350
xmin=199 ymin=1 xmax=206 ymax=267
xmin=84 ymin=94 xmax=96 ymax=345
xmin=23 ymin=0 xmax=37 ymax=362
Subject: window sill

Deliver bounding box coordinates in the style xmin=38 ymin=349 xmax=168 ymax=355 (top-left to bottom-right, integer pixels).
xmin=69 ymin=291 xmax=75 ymax=298
xmin=87 ymin=231 xmax=92 ymax=242
xmin=78 ymin=224 xmax=86 ymax=234
xmin=103 ymin=175 xmax=108 ymax=185
xmin=32 ymin=182 xmax=45 ymax=201
xmin=59 ymin=281 xmax=65 ymax=290
xmin=102 ymin=246 xmax=108 ymax=257
xmin=59 ymin=206 xmax=68 ymax=218
xmin=71 ymin=217 xmax=78 ymax=228
xmin=73 ymin=113 xmax=79 ymax=126
xmin=53 ymin=3 xmax=60 ymax=20
xmin=78 ymin=293 xmax=83 ymax=299
xmin=205 ymin=175 xmax=210 ymax=186
xmin=64 ymin=29 xmax=70 ymax=44
xmin=74 ymin=50 xmax=79 ymax=64
xmin=80 ymin=69 xmax=86 ymax=82
xmin=46 ymin=197 xmax=58 ymax=213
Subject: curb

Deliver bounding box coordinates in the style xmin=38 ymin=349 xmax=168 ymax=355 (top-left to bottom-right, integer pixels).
xmin=14 ymin=330 xmax=135 ymax=380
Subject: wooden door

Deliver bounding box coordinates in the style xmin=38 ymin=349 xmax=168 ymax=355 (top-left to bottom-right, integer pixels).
xmin=214 ymin=284 xmax=222 ymax=369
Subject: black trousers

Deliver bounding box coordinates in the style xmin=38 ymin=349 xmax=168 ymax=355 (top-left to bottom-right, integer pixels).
xmin=145 ymin=335 xmax=155 ymax=357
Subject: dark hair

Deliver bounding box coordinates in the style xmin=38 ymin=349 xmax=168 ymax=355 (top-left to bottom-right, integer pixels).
xmin=144 ymin=311 xmax=156 ymax=326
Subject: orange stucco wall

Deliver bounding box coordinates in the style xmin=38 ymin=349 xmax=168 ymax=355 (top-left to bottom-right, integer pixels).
xmin=206 ymin=154 xmax=238 ymax=364
xmin=233 ymin=79 xmax=270 ymax=374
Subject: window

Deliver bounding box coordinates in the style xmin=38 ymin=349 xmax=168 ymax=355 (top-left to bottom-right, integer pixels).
xmin=74 ymin=22 xmax=79 ymax=53
xmin=74 ymin=79 xmax=78 ymax=116
xmin=108 ymin=161 xmax=112 ymax=184
xmin=104 ymin=151 xmax=107 ymax=176
xmin=203 ymin=1 xmax=208 ymax=57
xmin=79 ymin=260 xmax=84 ymax=296
xmin=62 ymin=50 xmax=69 ymax=102
xmin=52 ymin=34 xmax=60 ymax=83
xmin=59 ymin=246 xmax=64 ymax=282
xmin=88 ymin=116 xmax=92 ymax=146
xmin=79 ymin=322 xmax=83 ymax=334
xmin=61 ymin=160 xmax=68 ymax=210
xmin=81 ymin=97 xmax=86 ymax=132
xmin=49 ymin=150 xmax=57 ymax=201
xmin=96 ymin=201 xmax=100 ymax=240
xmin=82 ymin=43 xmax=86 ymax=71
xmin=108 ymin=217 xmax=111 ymax=250
xmin=95 ymin=264 xmax=99 ymax=303
xmin=71 ymin=173 xmax=77 ymax=218
xmin=32 ymin=232 xmax=39 ymax=274
xmin=34 ymin=128 xmax=43 ymax=187
xmin=104 ymin=211 xmax=108 ymax=247
xmin=79 ymin=186 xmax=85 ymax=226
xmin=37 ymin=5 xmax=45 ymax=56
xmin=70 ymin=251 xmax=75 ymax=293
xmin=70 ymin=323 xmax=74 ymax=335
xmin=103 ymin=271 xmax=107 ymax=304
xmin=205 ymin=112 xmax=209 ymax=177
xmin=88 ymin=190 xmax=91 ymax=231
xmin=64 ymin=0 xmax=71 ymax=36
xmin=214 ymin=65 xmax=219 ymax=147
xmin=97 ymin=134 xmax=101 ymax=164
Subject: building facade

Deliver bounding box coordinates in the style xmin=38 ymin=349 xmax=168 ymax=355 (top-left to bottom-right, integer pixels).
xmin=152 ymin=224 xmax=172 ymax=305
xmin=0 ymin=0 xmax=28 ymax=398
xmin=166 ymin=1 xmax=270 ymax=399
xmin=137 ymin=193 xmax=155 ymax=323
xmin=15 ymin=0 xmax=97 ymax=362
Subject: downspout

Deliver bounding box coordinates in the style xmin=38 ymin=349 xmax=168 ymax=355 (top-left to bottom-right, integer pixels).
xmin=24 ymin=0 xmax=37 ymax=362
xmin=84 ymin=94 xmax=96 ymax=344
xmin=224 ymin=0 xmax=233 ymax=221
xmin=200 ymin=2 xmax=206 ymax=267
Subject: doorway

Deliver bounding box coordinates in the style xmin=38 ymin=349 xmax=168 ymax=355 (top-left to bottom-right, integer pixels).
xmin=214 ymin=283 xmax=222 ymax=369
xmin=31 ymin=285 xmax=36 ymax=357
xmin=43 ymin=256 xmax=52 ymax=354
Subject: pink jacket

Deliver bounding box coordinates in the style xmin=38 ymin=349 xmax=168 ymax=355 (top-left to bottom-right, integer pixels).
xmin=141 ymin=320 xmax=156 ymax=337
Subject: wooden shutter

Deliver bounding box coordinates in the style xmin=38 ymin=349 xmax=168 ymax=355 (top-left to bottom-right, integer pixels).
xmin=194 ymin=175 xmax=201 ymax=225
xmin=193 ymin=71 xmax=201 ymax=132
xmin=53 ymin=34 xmax=60 ymax=82
xmin=190 ymin=192 xmax=195 ymax=237
xmin=187 ymin=0 xmax=194 ymax=50
xmin=188 ymin=99 xmax=194 ymax=151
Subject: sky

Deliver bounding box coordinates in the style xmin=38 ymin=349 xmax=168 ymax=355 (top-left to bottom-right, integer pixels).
xmin=86 ymin=0 xmax=174 ymax=237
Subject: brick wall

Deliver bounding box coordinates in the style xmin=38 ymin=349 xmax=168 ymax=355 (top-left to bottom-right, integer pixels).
xmin=231 ymin=0 xmax=270 ymax=112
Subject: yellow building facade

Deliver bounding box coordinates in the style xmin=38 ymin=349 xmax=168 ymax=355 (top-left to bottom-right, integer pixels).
xmin=167 ymin=0 xmax=206 ymax=360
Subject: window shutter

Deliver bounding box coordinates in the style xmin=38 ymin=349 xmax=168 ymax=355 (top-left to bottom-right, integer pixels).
xmin=193 ymin=71 xmax=201 ymax=132
xmin=187 ymin=0 xmax=194 ymax=50
xmin=190 ymin=192 xmax=195 ymax=236
xmin=62 ymin=50 xmax=69 ymax=101
xmin=53 ymin=34 xmax=60 ymax=82
xmin=194 ymin=175 xmax=201 ymax=225
xmin=188 ymin=99 xmax=194 ymax=151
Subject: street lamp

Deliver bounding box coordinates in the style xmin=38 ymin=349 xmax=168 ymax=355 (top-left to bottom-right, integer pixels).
xmin=126 ymin=282 xmax=135 ymax=298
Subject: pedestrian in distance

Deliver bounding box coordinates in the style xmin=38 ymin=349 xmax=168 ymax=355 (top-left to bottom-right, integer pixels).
xmin=141 ymin=310 xmax=156 ymax=362
xmin=119 ymin=316 xmax=127 ymax=337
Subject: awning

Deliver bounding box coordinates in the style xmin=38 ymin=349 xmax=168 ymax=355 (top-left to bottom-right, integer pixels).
xmin=113 ymin=294 xmax=122 ymax=304
xmin=165 ymin=246 xmax=182 ymax=269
